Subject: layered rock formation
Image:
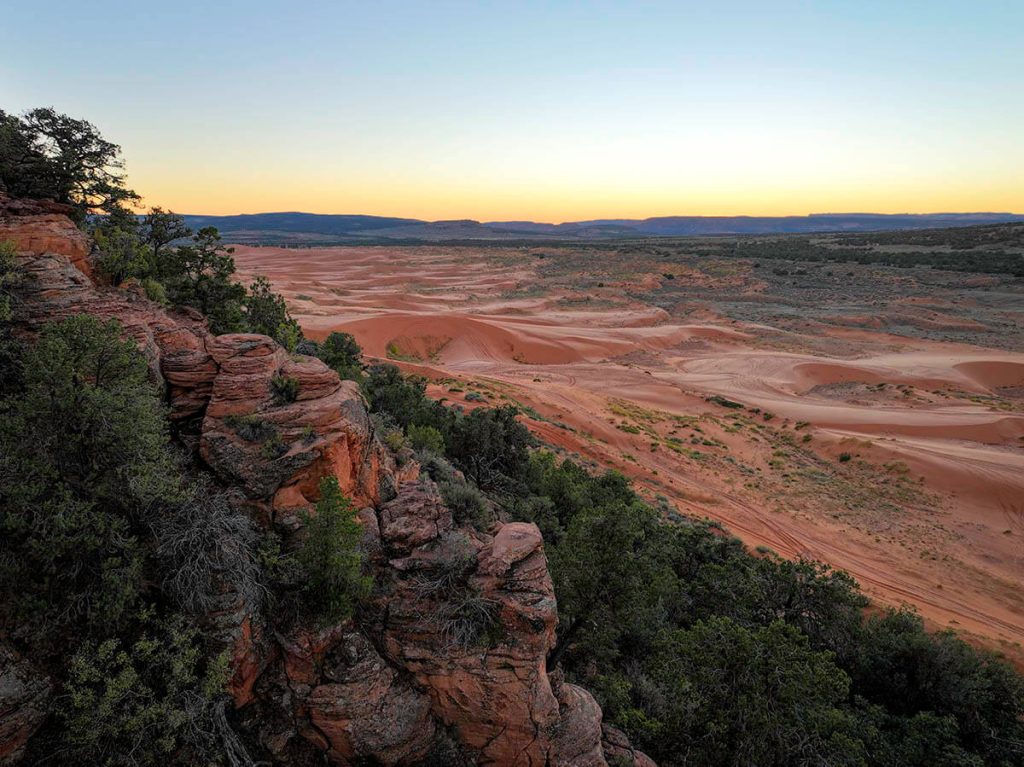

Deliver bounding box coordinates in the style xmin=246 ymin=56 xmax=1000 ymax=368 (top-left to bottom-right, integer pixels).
xmin=0 ymin=196 xmax=654 ymax=766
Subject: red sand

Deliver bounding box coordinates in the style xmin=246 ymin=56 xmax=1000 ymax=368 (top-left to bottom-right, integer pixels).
xmin=233 ymin=244 xmax=1024 ymax=663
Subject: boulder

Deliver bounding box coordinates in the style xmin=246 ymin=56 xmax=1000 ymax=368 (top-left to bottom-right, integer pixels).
xmin=601 ymin=724 xmax=658 ymax=767
xmin=302 ymin=633 xmax=436 ymax=766
xmin=552 ymin=681 xmax=607 ymax=767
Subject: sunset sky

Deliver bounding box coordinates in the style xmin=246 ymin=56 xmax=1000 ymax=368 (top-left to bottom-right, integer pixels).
xmin=3 ymin=1 xmax=1022 ymax=221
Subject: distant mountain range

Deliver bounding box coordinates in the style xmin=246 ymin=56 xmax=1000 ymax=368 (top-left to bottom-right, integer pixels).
xmin=181 ymin=211 xmax=1024 ymax=244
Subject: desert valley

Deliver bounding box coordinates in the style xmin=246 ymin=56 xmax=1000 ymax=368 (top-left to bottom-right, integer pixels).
xmin=233 ymin=232 xmax=1024 ymax=662
xmin=6 ymin=3 xmax=1024 ymax=763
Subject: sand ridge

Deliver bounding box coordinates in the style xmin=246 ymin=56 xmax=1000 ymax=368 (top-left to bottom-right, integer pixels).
xmin=233 ymin=243 xmax=1024 ymax=663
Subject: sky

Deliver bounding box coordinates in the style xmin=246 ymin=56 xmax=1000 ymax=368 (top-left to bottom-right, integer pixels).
xmin=2 ymin=1 xmax=1022 ymax=221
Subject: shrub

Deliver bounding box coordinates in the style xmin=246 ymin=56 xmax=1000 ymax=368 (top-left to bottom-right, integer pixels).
xmin=224 ymin=414 xmax=277 ymax=443
xmin=408 ymin=423 xmax=445 ymax=453
xmin=59 ymin=613 xmax=228 ymax=766
xmin=244 ymin=275 xmax=291 ymax=338
xmin=296 ymin=477 xmax=371 ymax=625
xmin=839 ymin=452 xmax=852 ymax=463
xmin=260 ymin=432 xmax=287 ymax=460
xmin=0 ymin=316 xmax=173 ymax=641
xmin=439 ymin=478 xmax=491 ymax=529
xmin=0 ymin=239 xmax=21 ymax=323
xmin=276 ymin=320 xmax=301 ymax=353
xmin=382 ymin=429 xmax=407 ymax=453
xmin=434 ymin=589 xmax=503 ymax=648
xmin=270 ymin=374 xmax=299 ymax=405
xmin=141 ymin=277 xmax=168 ymax=304
xmin=631 ymin=618 xmax=860 ymax=766
xmin=444 ymin=405 xmax=534 ymax=492
xmin=149 ymin=479 xmax=262 ymax=616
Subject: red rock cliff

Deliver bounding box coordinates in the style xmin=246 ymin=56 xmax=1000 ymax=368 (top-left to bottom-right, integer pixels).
xmin=0 ymin=196 xmax=654 ymax=766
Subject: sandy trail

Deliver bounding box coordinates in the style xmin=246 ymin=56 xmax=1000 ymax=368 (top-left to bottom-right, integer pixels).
xmin=234 ymin=244 xmax=1024 ymax=662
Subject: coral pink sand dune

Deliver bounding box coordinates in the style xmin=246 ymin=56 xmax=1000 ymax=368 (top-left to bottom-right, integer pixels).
xmin=234 ymin=244 xmax=1024 ymax=663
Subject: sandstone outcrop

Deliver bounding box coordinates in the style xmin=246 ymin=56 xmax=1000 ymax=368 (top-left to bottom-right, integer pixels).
xmin=0 ymin=199 xmax=656 ymax=766
xmin=373 ymin=479 xmax=610 ymax=765
xmin=0 ymin=195 xmax=91 ymax=277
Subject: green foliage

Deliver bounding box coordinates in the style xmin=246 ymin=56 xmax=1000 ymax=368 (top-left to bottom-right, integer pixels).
xmin=0 ymin=240 xmax=23 ymax=388
xmin=317 ymin=331 xmax=363 ymax=380
xmin=0 ymin=107 xmax=139 ymax=221
xmin=0 ymin=316 xmax=174 ymax=640
xmin=141 ymin=277 xmax=168 ymax=304
xmin=276 ymin=319 xmax=301 ymax=352
xmin=0 ymin=315 xmax=173 ymax=506
xmin=270 ymin=373 xmax=300 ymax=405
xmin=223 ymin=413 xmax=277 ymax=442
xmin=382 ymin=428 xmax=407 ymax=453
xmin=444 ymin=405 xmax=534 ymax=492
xmin=438 ymin=478 xmax=491 ymax=529
xmin=0 ymin=239 xmax=20 ymax=323
xmin=408 ymin=423 xmax=445 ymax=453
xmin=141 ymin=207 xmax=190 ymax=267
xmin=163 ymin=227 xmax=246 ymax=334
xmin=260 ymin=432 xmax=287 ymax=460
xmin=363 ymin=363 xmax=451 ymax=430
xmin=849 ymin=609 xmax=1024 ymax=765
xmin=59 ymin=613 xmax=227 ymax=766
xmin=244 ymin=275 xmax=301 ymax=349
xmin=93 ymin=223 xmax=152 ymax=285
xmin=627 ymin=618 xmax=861 ymax=766
xmin=297 ymin=476 xmax=371 ymax=625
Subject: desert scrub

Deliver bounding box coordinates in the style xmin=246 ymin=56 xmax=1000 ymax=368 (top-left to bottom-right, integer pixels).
xmin=59 ymin=613 xmax=228 ymax=765
xmin=382 ymin=428 xmax=407 ymax=453
xmin=408 ymin=423 xmax=445 ymax=453
xmin=261 ymin=432 xmax=288 ymax=460
xmin=464 ymin=391 xmax=487 ymax=402
xmin=270 ymin=374 xmax=299 ymax=404
xmin=224 ymin=414 xmax=276 ymax=442
xmin=409 ymin=534 xmax=502 ymax=648
xmin=707 ymin=394 xmax=743 ymax=409
xmin=439 ymin=477 xmax=492 ymax=529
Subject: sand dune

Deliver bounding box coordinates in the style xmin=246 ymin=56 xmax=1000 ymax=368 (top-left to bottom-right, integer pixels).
xmin=234 ymin=243 xmax=1024 ymax=663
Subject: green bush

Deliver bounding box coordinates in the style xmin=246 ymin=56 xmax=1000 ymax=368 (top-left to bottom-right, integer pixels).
xmin=0 ymin=316 xmax=175 ymax=641
xmin=408 ymin=423 xmax=445 ymax=453
xmin=439 ymin=478 xmax=491 ymax=529
xmin=59 ymin=613 xmax=228 ymax=766
xmin=260 ymin=432 xmax=288 ymax=460
xmin=628 ymin=618 xmax=861 ymax=766
xmin=297 ymin=476 xmax=371 ymax=625
xmin=224 ymin=413 xmax=277 ymax=442
xmin=270 ymin=374 xmax=299 ymax=405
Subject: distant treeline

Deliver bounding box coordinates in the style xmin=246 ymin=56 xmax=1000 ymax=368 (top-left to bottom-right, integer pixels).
xmin=609 ymin=223 xmax=1024 ymax=277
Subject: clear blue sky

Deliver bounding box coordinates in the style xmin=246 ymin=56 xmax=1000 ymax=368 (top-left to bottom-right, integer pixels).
xmin=2 ymin=1 xmax=1021 ymax=219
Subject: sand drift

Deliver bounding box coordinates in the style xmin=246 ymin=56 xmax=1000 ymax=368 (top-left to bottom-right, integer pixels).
xmin=233 ymin=244 xmax=1024 ymax=663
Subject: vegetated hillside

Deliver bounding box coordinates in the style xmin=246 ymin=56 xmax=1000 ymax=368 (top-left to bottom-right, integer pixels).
xmin=1 ymin=107 xmax=1023 ymax=767
xmin=181 ymin=210 xmax=1024 ymax=245
xmin=604 ymin=222 xmax=1024 ymax=277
